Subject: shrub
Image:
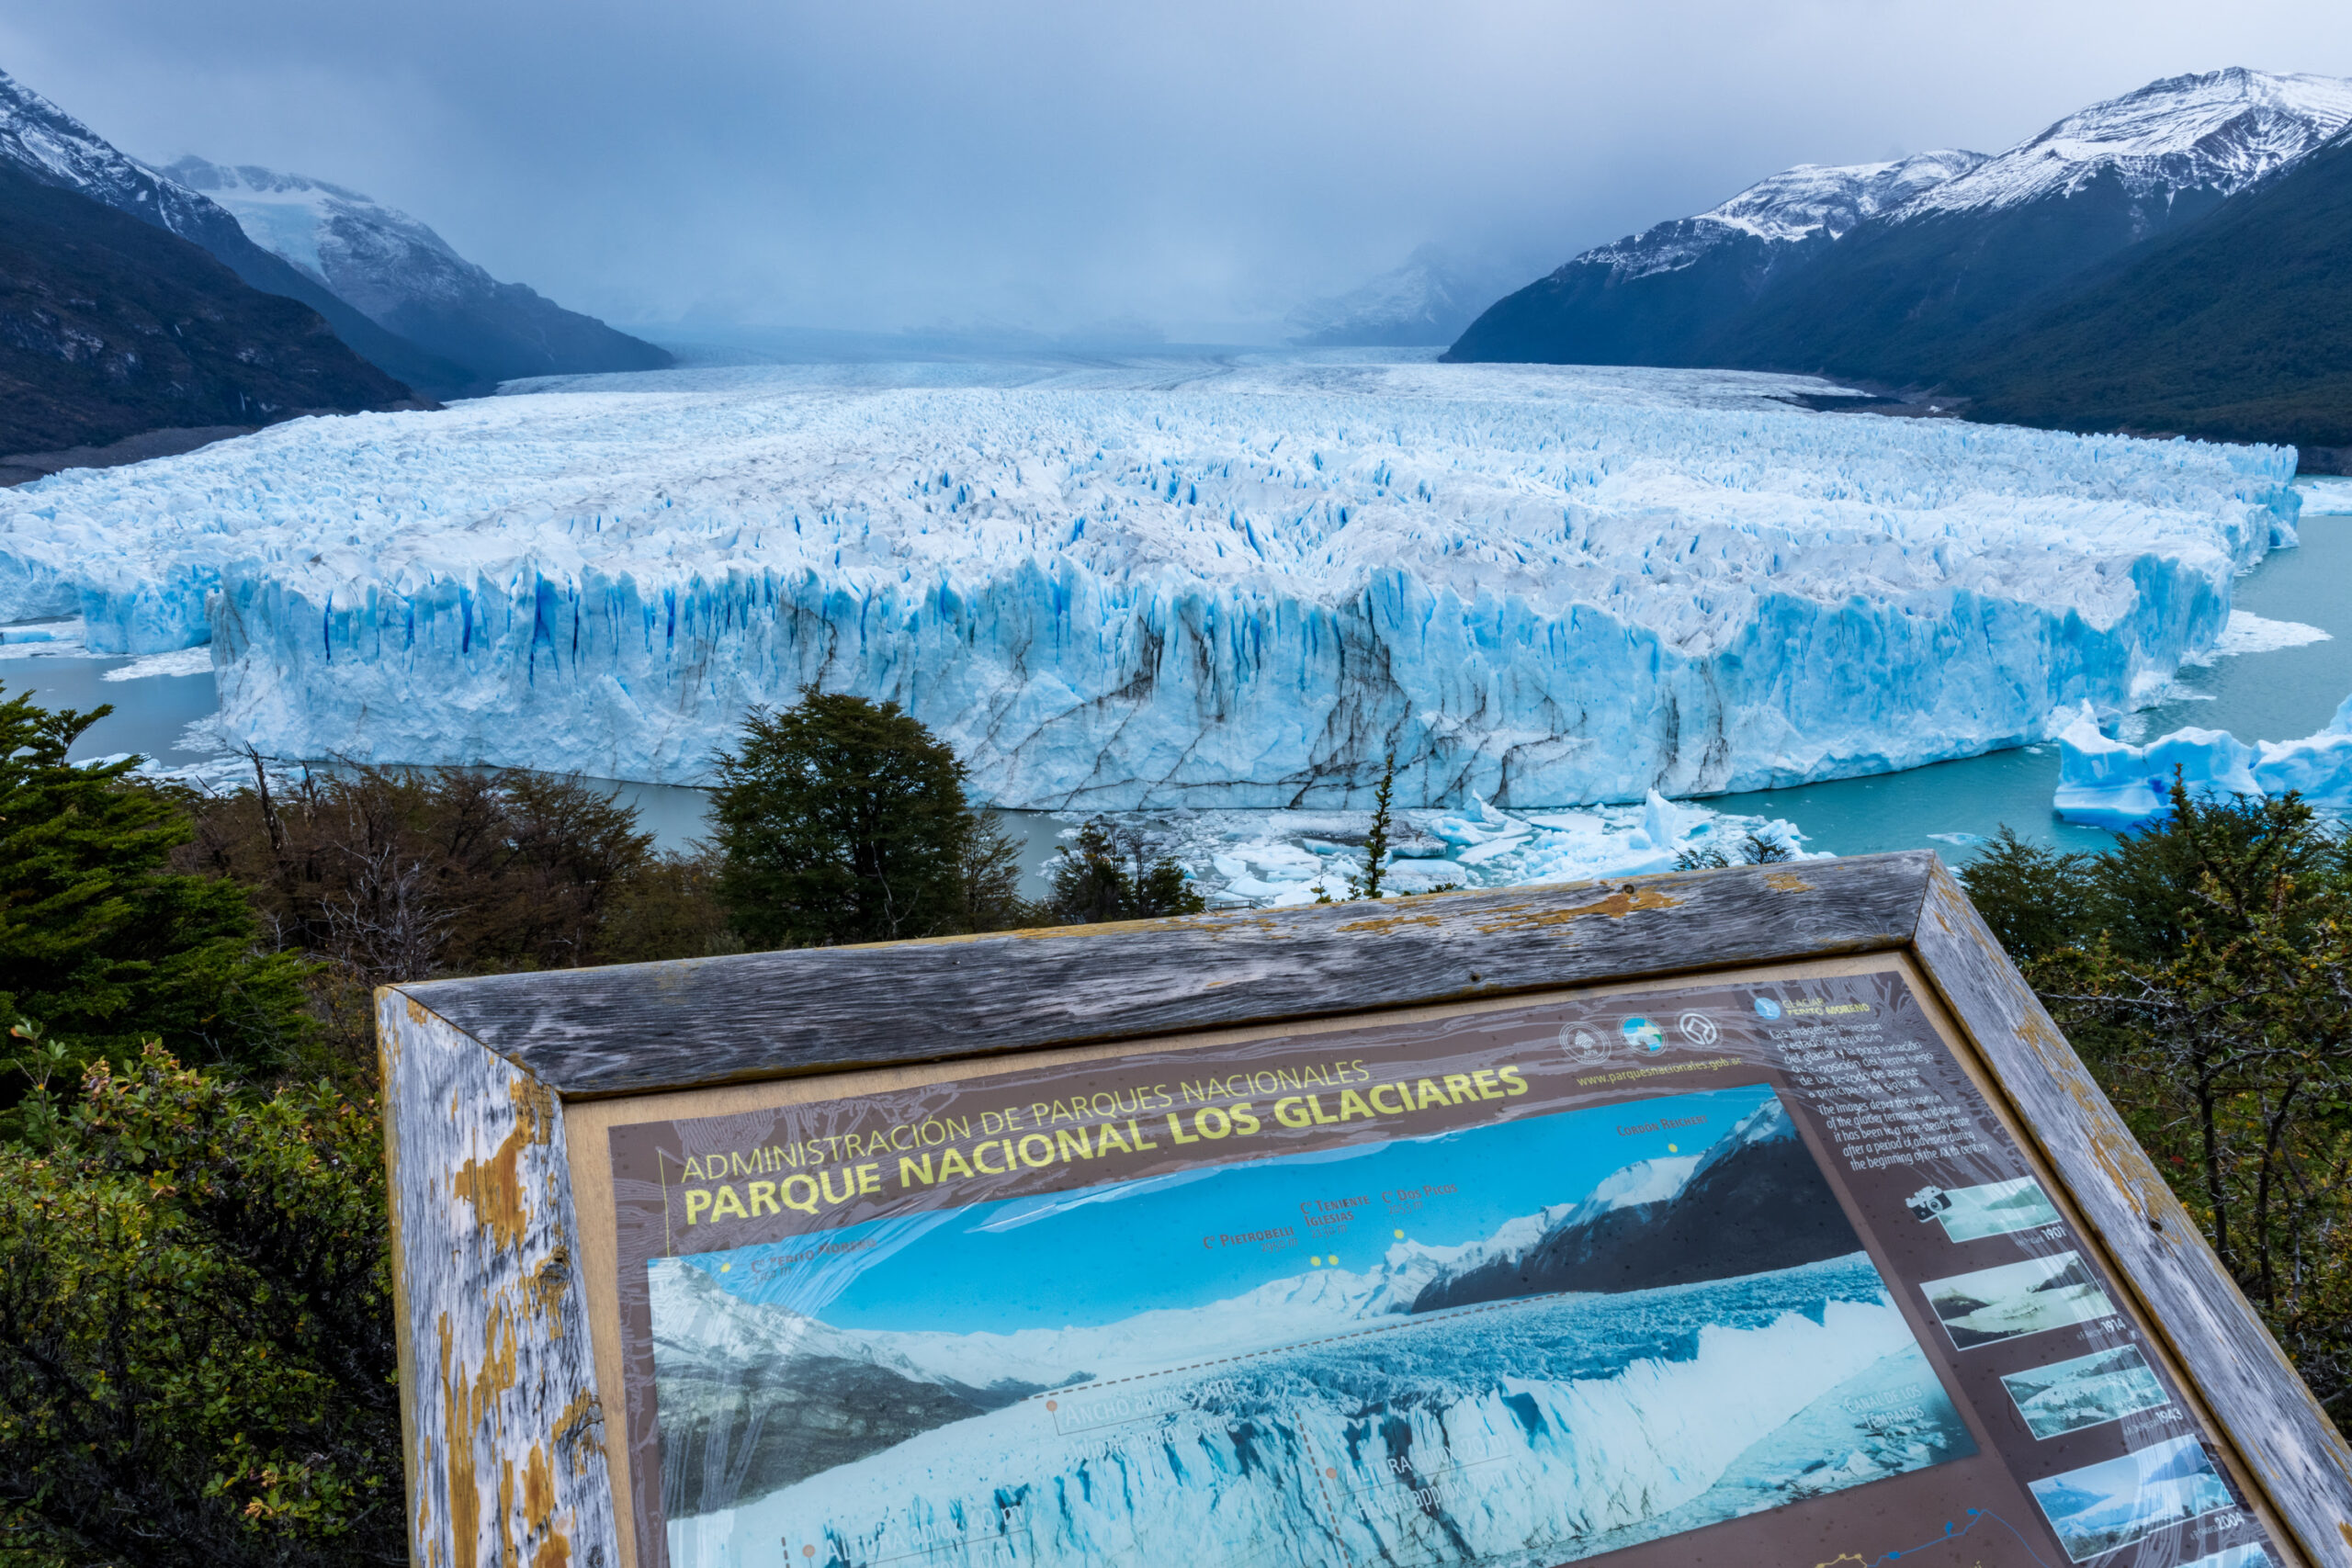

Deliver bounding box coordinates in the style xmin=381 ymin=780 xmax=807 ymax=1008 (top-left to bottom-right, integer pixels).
xmin=0 ymin=689 xmax=311 ymax=1105
xmin=0 ymin=1043 xmax=401 ymax=1568
xmin=1962 ymin=782 xmax=2352 ymax=1422
xmin=711 ymin=691 xmax=1031 ymax=945
xmin=181 ymin=761 xmax=659 ymax=983
xmin=1044 ymin=819 xmax=1205 ymax=923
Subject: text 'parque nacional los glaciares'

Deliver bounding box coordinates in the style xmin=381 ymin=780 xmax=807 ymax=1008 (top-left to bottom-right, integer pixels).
xmin=672 ymin=1057 xmax=1537 ymax=1226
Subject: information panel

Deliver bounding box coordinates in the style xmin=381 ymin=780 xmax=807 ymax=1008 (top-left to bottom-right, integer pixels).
xmin=603 ymin=968 xmax=2286 ymax=1568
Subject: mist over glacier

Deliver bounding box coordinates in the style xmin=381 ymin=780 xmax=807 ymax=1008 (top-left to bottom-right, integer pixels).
xmin=0 ymin=353 xmax=2300 ymax=808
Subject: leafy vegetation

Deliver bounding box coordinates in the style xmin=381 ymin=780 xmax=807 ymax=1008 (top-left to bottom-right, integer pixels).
xmin=0 ymin=691 xmax=312 ymax=1110
xmin=1962 ymin=784 xmax=2352 ymax=1421
xmin=709 ymin=690 xmax=1031 ymax=946
xmin=1043 ymin=819 xmax=1205 ymax=923
xmin=1 ymin=1043 xmax=402 ymax=1568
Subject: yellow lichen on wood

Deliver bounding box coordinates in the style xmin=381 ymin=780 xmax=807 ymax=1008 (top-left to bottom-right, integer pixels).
xmin=1472 ymin=883 xmax=1682 ymax=933
xmin=437 ymin=1305 xmax=519 ymax=1568
xmin=553 ymin=1391 xmax=601 ymax=1475
xmin=1763 ymin=869 xmax=1813 ymax=893
xmin=1333 ymin=908 xmax=1448 ymax=934
xmin=528 ymin=1248 xmax=571 ymax=1333
xmin=454 ymin=1126 xmax=533 ymax=1255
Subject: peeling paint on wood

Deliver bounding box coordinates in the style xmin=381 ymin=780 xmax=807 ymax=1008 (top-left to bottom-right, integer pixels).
xmin=381 ymin=992 xmax=616 ymax=1568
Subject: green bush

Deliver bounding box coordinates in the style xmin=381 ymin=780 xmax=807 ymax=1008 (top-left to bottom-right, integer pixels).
xmin=0 ymin=1043 xmax=401 ymax=1568
xmin=1962 ymin=784 xmax=2352 ymax=1421
xmin=711 ymin=691 xmax=1029 ymax=945
xmin=0 ymin=689 xmax=312 ymax=1106
xmin=1044 ymin=819 xmax=1205 ymax=923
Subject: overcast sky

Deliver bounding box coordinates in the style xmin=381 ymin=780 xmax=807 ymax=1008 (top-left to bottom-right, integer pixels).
xmin=4 ymin=1 xmax=2348 ymax=341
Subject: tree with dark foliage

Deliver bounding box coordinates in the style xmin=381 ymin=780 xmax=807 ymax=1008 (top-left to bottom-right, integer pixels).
xmin=0 ymin=689 xmax=311 ymax=1105
xmin=1962 ymin=782 xmax=2352 ymax=1423
xmin=711 ymin=690 xmax=1029 ymax=946
xmin=1045 ymin=818 xmax=1205 ymax=923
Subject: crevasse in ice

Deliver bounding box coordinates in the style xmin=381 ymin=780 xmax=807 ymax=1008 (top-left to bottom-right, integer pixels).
xmin=2053 ymin=690 xmax=2352 ymax=828
xmin=0 ymin=357 xmax=2299 ymax=807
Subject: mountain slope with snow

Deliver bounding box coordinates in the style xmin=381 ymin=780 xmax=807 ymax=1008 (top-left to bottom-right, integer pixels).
xmin=0 ymin=160 xmax=413 ymax=456
xmin=163 ymin=157 xmax=671 ymax=387
xmin=1950 ymin=122 xmax=2352 ymax=454
xmin=0 ymin=355 xmax=2295 ymax=805
xmin=1449 ymin=68 xmax=2352 ymax=446
xmin=0 ymin=64 xmax=466 ymax=398
xmin=1898 ymin=68 xmax=2352 ymax=219
xmin=1447 ymin=152 xmax=1983 ymax=367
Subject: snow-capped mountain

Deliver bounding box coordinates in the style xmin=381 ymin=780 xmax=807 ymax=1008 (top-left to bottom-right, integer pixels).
xmin=0 ymin=62 xmax=665 ymax=399
xmin=1449 ymin=66 xmax=2352 ymax=415
xmin=1286 ymin=245 xmax=1524 ymax=347
xmin=0 ymin=64 xmax=470 ymax=398
xmin=0 ymin=66 xmax=244 ymax=257
xmin=1899 ymin=67 xmax=2352 ymax=220
xmin=163 ymin=157 xmax=670 ymax=387
xmin=1579 ymin=151 xmax=1986 ymax=283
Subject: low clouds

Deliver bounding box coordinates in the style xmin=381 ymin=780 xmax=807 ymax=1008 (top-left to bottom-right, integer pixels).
xmin=3 ymin=0 xmax=2346 ymax=338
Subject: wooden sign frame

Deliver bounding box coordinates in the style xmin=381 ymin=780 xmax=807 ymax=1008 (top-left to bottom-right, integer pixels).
xmin=377 ymin=850 xmax=2352 ymax=1568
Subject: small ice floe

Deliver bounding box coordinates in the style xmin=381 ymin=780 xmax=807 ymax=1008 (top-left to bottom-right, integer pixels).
xmin=2295 ymin=477 xmax=2352 ymax=516
xmin=103 ymin=645 xmax=214 ymax=680
xmin=2179 ymin=610 xmax=2329 ymax=666
xmin=2052 ymin=694 xmax=2352 ymax=829
xmin=1051 ymin=790 xmax=1819 ymax=909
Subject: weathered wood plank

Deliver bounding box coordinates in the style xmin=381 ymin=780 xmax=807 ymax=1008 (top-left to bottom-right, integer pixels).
xmin=1910 ymin=859 xmax=2352 ymax=1567
xmin=404 ymin=852 xmax=1937 ymax=1096
xmin=379 ymin=989 xmax=619 ymax=1568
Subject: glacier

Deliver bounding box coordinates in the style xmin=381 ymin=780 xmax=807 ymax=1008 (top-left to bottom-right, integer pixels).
xmin=671 ymin=1257 xmax=1964 ymax=1568
xmin=2053 ymin=691 xmax=2352 ymax=829
xmin=0 ymin=353 xmax=2301 ymax=809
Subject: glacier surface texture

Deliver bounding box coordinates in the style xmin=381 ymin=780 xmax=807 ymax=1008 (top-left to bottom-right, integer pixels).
xmin=0 ymin=354 xmax=2301 ymax=808
xmin=2053 ymin=691 xmax=2352 ymax=829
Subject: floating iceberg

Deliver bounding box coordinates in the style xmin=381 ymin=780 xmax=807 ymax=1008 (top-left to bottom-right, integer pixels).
xmin=2053 ymin=692 xmax=2352 ymax=829
xmin=0 ymin=355 xmax=2300 ymax=808
xmin=1072 ymin=790 xmax=1814 ymax=908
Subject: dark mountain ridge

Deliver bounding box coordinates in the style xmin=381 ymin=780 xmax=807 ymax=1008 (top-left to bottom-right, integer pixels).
xmin=1412 ymin=1100 xmax=1859 ymax=1312
xmin=1947 ymin=127 xmax=2352 ymax=458
xmin=1446 ymin=68 xmax=2352 ymax=456
xmin=0 ymin=160 xmax=415 ymax=457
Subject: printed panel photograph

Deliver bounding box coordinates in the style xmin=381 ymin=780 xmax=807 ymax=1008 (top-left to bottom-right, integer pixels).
xmin=2000 ymin=1345 xmax=2171 ymax=1440
xmin=646 ymin=1083 xmax=1974 ymax=1568
xmin=1928 ymin=1176 xmax=2064 ymax=1243
xmin=1921 ymin=1251 xmax=2117 ymax=1351
xmin=2027 ymin=1434 xmax=2236 ymax=1562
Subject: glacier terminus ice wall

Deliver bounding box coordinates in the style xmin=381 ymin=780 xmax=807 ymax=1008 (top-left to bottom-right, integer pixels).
xmin=0 ymin=355 xmax=2301 ymax=808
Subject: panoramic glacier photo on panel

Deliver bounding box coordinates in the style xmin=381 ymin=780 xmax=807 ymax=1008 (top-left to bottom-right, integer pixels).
xmin=3 ymin=1 xmax=2348 ymax=1566
xmin=646 ymin=1087 xmax=1973 ymax=1568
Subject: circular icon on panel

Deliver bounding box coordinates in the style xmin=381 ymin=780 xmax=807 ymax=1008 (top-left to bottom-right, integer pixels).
xmin=1753 ymin=996 xmax=1782 ymax=1019
xmin=1678 ymin=1010 xmax=1719 ymax=1047
xmin=1560 ymin=1023 xmax=1610 ymax=1064
xmin=1621 ymin=1016 xmax=1668 ymax=1055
